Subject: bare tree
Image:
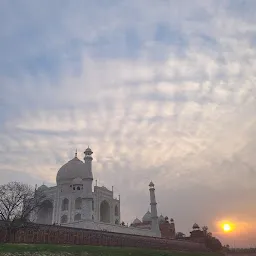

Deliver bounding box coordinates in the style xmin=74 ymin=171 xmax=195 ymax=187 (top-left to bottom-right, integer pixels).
xmin=202 ymin=226 xmax=208 ymax=236
xmin=202 ymin=226 xmax=212 ymax=238
xmin=175 ymin=232 xmax=186 ymax=239
xmin=0 ymin=181 xmax=45 ymax=242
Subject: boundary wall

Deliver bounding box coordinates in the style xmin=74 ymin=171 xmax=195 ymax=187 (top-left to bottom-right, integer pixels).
xmin=0 ymin=223 xmax=208 ymax=253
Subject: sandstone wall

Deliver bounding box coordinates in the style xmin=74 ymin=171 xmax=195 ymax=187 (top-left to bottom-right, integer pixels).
xmin=0 ymin=223 xmax=208 ymax=253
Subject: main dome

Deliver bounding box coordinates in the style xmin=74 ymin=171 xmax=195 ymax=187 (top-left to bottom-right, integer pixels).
xmin=56 ymin=156 xmax=91 ymax=184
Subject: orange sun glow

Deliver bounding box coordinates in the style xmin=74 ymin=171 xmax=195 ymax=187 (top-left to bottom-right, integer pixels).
xmin=223 ymin=223 xmax=232 ymax=232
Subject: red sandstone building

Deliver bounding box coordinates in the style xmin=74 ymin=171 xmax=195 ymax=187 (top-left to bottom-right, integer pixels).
xmin=131 ymin=214 xmax=176 ymax=239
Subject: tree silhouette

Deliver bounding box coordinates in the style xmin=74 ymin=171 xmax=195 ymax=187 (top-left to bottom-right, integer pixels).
xmin=202 ymin=226 xmax=208 ymax=235
xmin=205 ymin=236 xmax=222 ymax=252
xmin=0 ymin=182 xmax=45 ymax=242
xmin=175 ymin=232 xmax=185 ymax=239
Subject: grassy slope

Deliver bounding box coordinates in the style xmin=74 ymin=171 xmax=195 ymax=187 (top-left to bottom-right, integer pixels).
xmin=0 ymin=244 xmax=221 ymax=256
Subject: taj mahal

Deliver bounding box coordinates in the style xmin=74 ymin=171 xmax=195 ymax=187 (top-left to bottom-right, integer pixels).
xmin=33 ymin=147 xmax=175 ymax=238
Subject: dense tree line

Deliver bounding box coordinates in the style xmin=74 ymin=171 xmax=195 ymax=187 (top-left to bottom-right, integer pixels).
xmin=228 ymin=248 xmax=256 ymax=253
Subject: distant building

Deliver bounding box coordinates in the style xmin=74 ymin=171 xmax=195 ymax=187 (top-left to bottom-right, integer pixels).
xmin=131 ymin=213 xmax=175 ymax=239
xmin=159 ymin=217 xmax=176 ymax=239
xmin=190 ymin=223 xmax=205 ymax=243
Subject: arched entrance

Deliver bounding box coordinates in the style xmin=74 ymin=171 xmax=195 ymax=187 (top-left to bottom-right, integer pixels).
xmin=100 ymin=200 xmax=110 ymax=223
xmin=115 ymin=205 xmax=118 ymax=216
xmin=75 ymin=197 xmax=82 ymax=209
xmin=37 ymin=200 xmax=53 ymax=225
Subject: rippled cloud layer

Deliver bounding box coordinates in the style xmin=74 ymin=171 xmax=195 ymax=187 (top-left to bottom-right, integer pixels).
xmin=0 ymin=0 xmax=256 ymax=247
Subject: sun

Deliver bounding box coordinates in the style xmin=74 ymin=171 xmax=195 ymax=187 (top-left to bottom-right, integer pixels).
xmin=223 ymin=223 xmax=231 ymax=232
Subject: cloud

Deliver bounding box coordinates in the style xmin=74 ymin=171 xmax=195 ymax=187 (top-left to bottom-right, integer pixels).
xmin=0 ymin=0 xmax=256 ymax=247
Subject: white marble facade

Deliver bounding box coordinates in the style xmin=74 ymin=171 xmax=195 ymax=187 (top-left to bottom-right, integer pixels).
xmin=35 ymin=147 xmax=120 ymax=226
xmin=34 ymin=147 xmax=160 ymax=237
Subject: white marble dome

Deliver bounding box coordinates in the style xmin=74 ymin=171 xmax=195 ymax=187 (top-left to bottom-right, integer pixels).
xmin=37 ymin=184 xmax=48 ymax=191
xmin=56 ymin=156 xmax=90 ymax=184
xmin=142 ymin=210 xmax=152 ymax=222
xmin=133 ymin=218 xmax=142 ymax=225
xmin=158 ymin=214 xmax=165 ymax=223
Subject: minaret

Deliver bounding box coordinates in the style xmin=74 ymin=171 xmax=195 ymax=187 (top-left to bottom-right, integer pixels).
xmin=84 ymin=146 xmax=93 ymax=180
xmin=82 ymin=146 xmax=94 ymax=220
xmin=149 ymin=181 xmax=161 ymax=237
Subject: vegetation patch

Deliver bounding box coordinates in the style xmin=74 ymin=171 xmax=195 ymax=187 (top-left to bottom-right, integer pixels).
xmin=0 ymin=244 xmax=221 ymax=256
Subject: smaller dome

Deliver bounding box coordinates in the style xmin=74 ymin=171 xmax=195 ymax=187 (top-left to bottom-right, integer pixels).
xmin=158 ymin=214 xmax=165 ymax=223
xmin=37 ymin=185 xmax=48 ymax=191
xmin=170 ymin=218 xmax=174 ymax=223
xmin=133 ymin=218 xmax=142 ymax=224
xmin=149 ymin=181 xmax=154 ymax=187
xmin=193 ymin=223 xmax=200 ymax=229
xmin=84 ymin=147 xmax=93 ymax=155
xmin=142 ymin=210 xmax=151 ymax=222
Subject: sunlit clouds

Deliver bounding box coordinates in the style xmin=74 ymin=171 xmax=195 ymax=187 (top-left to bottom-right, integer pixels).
xmin=0 ymin=0 xmax=256 ymax=247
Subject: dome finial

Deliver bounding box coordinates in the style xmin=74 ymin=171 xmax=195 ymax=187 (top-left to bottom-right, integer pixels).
xmin=75 ymin=148 xmax=77 ymax=158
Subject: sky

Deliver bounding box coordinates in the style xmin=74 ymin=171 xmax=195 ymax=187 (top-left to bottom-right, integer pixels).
xmin=0 ymin=0 xmax=256 ymax=248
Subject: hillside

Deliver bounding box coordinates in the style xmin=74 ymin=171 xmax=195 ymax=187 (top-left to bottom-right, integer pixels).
xmin=0 ymin=244 xmax=220 ymax=256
